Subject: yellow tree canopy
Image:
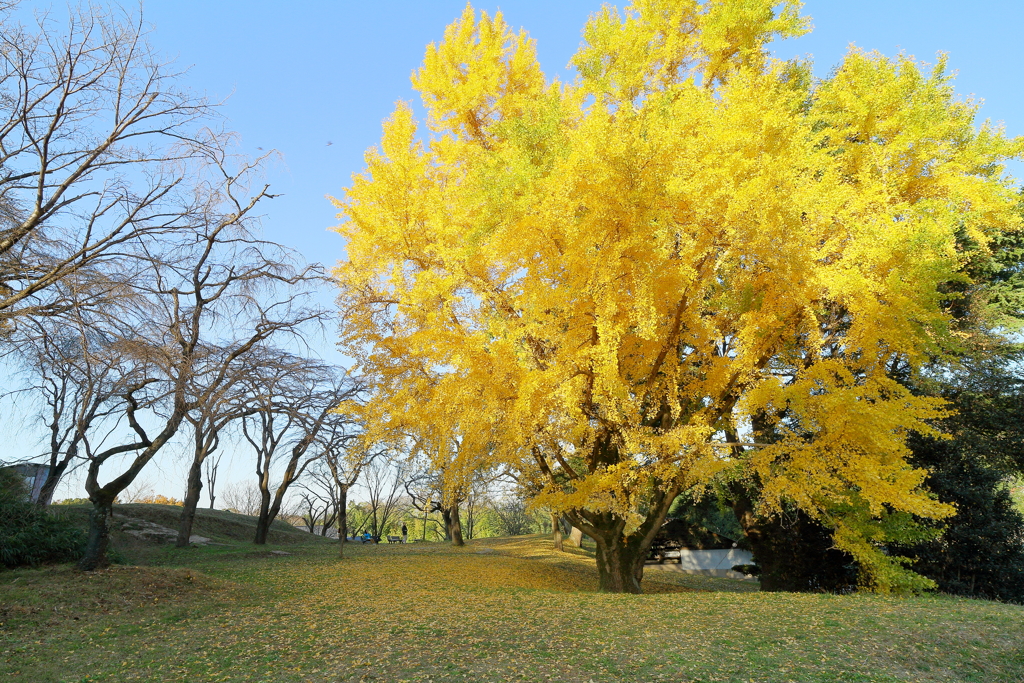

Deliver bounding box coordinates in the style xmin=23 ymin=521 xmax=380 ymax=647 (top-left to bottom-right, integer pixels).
xmin=333 ymin=0 xmax=1023 ymax=592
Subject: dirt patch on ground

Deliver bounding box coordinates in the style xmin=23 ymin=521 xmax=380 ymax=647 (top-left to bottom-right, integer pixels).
xmin=243 ymin=550 xmax=293 ymax=559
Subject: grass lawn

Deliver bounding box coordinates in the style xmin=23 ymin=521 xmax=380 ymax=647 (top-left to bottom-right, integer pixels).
xmin=1 ymin=520 xmax=1022 ymax=682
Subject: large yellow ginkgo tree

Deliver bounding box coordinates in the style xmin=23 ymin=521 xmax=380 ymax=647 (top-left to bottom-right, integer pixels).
xmin=333 ymin=0 xmax=1023 ymax=593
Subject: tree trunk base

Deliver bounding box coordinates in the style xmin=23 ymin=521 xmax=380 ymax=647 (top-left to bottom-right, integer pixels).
xmin=78 ymin=499 xmax=114 ymax=571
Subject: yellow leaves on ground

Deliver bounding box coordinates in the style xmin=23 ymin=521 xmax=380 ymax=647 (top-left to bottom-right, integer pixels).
xmin=4 ymin=540 xmax=1024 ymax=682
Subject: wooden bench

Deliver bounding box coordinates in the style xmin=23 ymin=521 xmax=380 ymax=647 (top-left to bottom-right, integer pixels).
xmin=386 ymin=535 xmax=402 ymax=544
xmin=646 ymin=538 xmax=683 ymax=564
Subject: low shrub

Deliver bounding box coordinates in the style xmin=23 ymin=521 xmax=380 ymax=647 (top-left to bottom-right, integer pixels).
xmin=0 ymin=468 xmax=86 ymax=568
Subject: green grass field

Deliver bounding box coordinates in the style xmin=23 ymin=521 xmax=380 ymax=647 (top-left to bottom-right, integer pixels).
xmin=2 ymin=508 xmax=1022 ymax=682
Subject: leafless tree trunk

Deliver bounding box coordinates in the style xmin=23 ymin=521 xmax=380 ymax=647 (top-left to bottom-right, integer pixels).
xmin=10 ymin=313 xmax=130 ymax=505
xmin=205 ymin=453 xmax=222 ymax=509
xmin=297 ymin=490 xmax=328 ymax=534
xmin=171 ymin=247 xmax=327 ymax=546
xmin=0 ymin=2 xmax=330 ymax=571
xmin=79 ymin=366 xmax=191 ymax=570
xmin=320 ymin=436 xmax=371 ymax=558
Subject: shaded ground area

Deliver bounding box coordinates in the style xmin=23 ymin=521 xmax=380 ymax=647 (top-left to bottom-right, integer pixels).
xmin=2 ymin=530 xmax=1022 ymax=682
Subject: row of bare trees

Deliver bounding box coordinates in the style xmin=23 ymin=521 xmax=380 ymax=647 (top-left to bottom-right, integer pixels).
xmin=288 ymin=447 xmax=546 ymax=546
xmin=0 ymin=3 xmax=370 ymax=569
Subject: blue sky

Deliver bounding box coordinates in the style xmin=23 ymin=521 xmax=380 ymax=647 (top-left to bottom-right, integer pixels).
xmin=12 ymin=0 xmax=1024 ymax=500
xmin=141 ymin=0 xmax=1024 ymax=307
xmin=141 ymin=0 xmax=1024 ymax=372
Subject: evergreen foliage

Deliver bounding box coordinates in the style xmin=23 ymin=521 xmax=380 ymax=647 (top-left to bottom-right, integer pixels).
xmin=741 ymin=507 xmax=858 ymax=593
xmin=669 ymin=490 xmax=746 ymax=546
xmin=899 ymin=369 xmax=1024 ymax=605
xmin=0 ymin=468 xmax=86 ymax=568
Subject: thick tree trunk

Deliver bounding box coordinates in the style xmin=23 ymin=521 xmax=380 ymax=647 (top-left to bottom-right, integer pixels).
xmin=564 ymin=481 xmax=678 ymax=593
xmin=78 ymin=396 xmax=189 ymax=569
xmin=175 ymin=458 xmax=204 ymax=547
xmin=255 ymin=478 xmax=294 ymax=545
xmin=78 ymin=496 xmax=114 ymax=571
xmin=253 ymin=488 xmax=273 ymax=544
xmin=552 ymin=513 xmax=563 ymax=551
xmin=592 ymin=532 xmax=647 ymax=593
xmin=443 ymin=504 xmax=464 ymax=547
xmin=451 ymin=505 xmax=464 ymax=547
xmin=572 ymin=511 xmax=649 ymax=594
xmin=568 ymin=526 xmax=584 ymax=548
xmin=253 ymin=424 xmax=318 ymax=545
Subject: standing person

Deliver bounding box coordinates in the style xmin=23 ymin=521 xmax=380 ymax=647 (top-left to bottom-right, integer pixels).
xmin=401 ymin=522 xmax=408 ymax=544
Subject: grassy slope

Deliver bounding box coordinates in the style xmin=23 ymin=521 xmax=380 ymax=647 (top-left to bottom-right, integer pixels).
xmin=53 ymin=503 xmax=325 ymax=564
xmin=1 ymin=533 xmax=1022 ymax=683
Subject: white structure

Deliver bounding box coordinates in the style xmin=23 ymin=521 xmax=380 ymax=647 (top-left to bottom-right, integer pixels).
xmin=649 ymin=548 xmax=755 ymax=580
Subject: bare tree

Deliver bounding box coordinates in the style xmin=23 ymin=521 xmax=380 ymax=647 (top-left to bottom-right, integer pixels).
xmin=204 ymin=451 xmax=223 ymax=509
xmin=361 ymin=452 xmax=409 ymax=541
xmin=176 ymin=365 xmax=257 ymax=545
xmin=174 ymin=252 xmax=327 ymax=549
xmin=491 ymin=498 xmax=534 ymax=537
xmin=0 ymin=2 xmax=308 ymax=571
xmin=75 ymin=317 xmax=182 ymax=570
xmin=296 ymin=486 xmax=335 ymax=535
xmin=295 ymin=452 xmax=355 ymax=537
xmin=10 ymin=311 xmax=134 ymax=505
xmin=320 ymin=422 xmax=374 ymax=557
xmin=222 ymin=481 xmax=261 ymax=516
xmin=0 ymin=4 xmax=219 ymax=327
xmin=242 ymin=362 xmax=361 ymax=545
xmin=75 ymin=137 xmax=290 ymax=569
xmin=297 ymin=415 xmax=372 ymax=545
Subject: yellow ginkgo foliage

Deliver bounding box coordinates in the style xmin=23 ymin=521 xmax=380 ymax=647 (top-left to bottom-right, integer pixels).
xmin=333 ymin=1 xmax=1023 ymax=593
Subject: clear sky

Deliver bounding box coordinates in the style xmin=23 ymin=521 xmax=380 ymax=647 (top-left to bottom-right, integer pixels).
xmin=139 ymin=0 xmax=1024 ymax=292
xmin=11 ymin=0 xmax=1024 ymax=500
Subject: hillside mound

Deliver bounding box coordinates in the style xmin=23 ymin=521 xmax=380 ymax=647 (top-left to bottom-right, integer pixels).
xmin=58 ymin=503 xmax=322 ymax=551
